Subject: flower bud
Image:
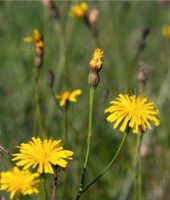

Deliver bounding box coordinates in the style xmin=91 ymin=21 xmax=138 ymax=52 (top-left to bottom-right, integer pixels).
xmin=89 ymin=8 xmax=99 ymax=37
xmin=88 ymin=70 xmax=99 ymax=87
xmin=137 ymin=62 xmax=148 ymax=84
xmin=88 ymin=48 xmax=104 ymax=87
xmin=34 ymin=56 xmax=42 ymax=68
xmin=47 ymin=70 xmax=55 ymax=88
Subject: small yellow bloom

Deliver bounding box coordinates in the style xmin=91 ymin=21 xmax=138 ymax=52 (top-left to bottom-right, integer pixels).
xmin=162 ymin=25 xmax=170 ymax=37
xmin=12 ymin=137 xmax=73 ymax=174
xmin=23 ymin=29 xmax=44 ymax=57
xmin=105 ymin=94 xmax=160 ymax=134
xmin=24 ymin=29 xmax=42 ymax=43
xmin=71 ymin=2 xmax=88 ymax=18
xmin=56 ymin=89 xmax=82 ymax=107
xmin=89 ymin=48 xmax=104 ymax=71
xmin=0 ymin=167 xmax=39 ymax=199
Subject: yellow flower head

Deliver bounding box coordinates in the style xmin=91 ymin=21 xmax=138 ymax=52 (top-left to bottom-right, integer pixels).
xmin=89 ymin=48 xmax=104 ymax=71
xmin=162 ymin=25 xmax=170 ymax=37
xmin=12 ymin=137 xmax=74 ymax=174
xmin=105 ymin=94 xmax=160 ymax=134
xmin=71 ymin=2 xmax=88 ymax=18
xmin=0 ymin=167 xmax=39 ymax=199
xmin=23 ymin=29 xmax=44 ymax=57
xmin=24 ymin=29 xmax=42 ymax=43
xmin=56 ymin=89 xmax=82 ymax=107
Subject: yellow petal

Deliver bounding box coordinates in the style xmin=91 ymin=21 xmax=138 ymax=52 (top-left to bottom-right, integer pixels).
xmin=23 ymin=37 xmax=33 ymax=42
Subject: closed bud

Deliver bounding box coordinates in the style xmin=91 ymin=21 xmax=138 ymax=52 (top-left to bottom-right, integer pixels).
xmin=89 ymin=8 xmax=99 ymax=37
xmin=88 ymin=70 xmax=99 ymax=87
xmin=34 ymin=56 xmax=42 ymax=68
xmin=88 ymin=48 xmax=104 ymax=88
xmin=47 ymin=70 xmax=55 ymax=88
xmin=137 ymin=62 xmax=148 ymax=84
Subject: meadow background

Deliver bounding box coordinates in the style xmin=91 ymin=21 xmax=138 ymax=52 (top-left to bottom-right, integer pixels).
xmin=0 ymin=0 xmax=170 ymax=199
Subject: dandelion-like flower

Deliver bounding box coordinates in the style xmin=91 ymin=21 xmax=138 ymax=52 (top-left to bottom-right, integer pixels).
xmin=105 ymin=94 xmax=160 ymax=134
xmin=161 ymin=25 xmax=170 ymax=37
xmin=0 ymin=167 xmax=39 ymax=199
xmin=71 ymin=2 xmax=88 ymax=19
xmin=12 ymin=137 xmax=74 ymax=174
xmin=89 ymin=48 xmax=104 ymax=71
xmin=56 ymin=89 xmax=82 ymax=107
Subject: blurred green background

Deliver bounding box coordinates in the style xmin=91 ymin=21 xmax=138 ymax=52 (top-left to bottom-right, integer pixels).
xmin=0 ymin=1 xmax=170 ymax=199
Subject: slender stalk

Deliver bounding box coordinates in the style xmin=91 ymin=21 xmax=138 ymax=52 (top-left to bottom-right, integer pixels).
xmin=75 ymin=87 xmax=95 ymax=200
xmin=55 ymin=22 xmax=66 ymax=92
xmin=34 ymin=68 xmax=44 ymax=138
xmin=133 ymin=132 xmax=143 ymax=200
xmin=63 ymin=106 xmax=68 ymax=145
xmin=39 ymin=174 xmax=47 ymax=200
xmin=81 ymin=132 xmax=127 ymax=196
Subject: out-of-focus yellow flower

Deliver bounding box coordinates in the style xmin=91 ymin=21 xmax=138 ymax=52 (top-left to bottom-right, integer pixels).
xmin=89 ymin=48 xmax=104 ymax=71
xmin=24 ymin=29 xmax=42 ymax=43
xmin=0 ymin=167 xmax=39 ymax=199
xmin=105 ymin=94 xmax=160 ymax=134
xmin=12 ymin=137 xmax=74 ymax=174
xmin=56 ymin=89 xmax=82 ymax=107
xmin=162 ymin=25 xmax=170 ymax=37
xmin=71 ymin=2 xmax=88 ymax=18
xmin=24 ymin=29 xmax=44 ymax=57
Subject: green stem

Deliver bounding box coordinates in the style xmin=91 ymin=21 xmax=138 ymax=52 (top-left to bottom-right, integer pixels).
xmin=35 ymin=68 xmax=44 ymax=138
xmin=63 ymin=106 xmax=68 ymax=145
xmin=133 ymin=132 xmax=143 ymax=200
xmin=75 ymin=87 xmax=95 ymax=200
xmin=81 ymin=132 xmax=127 ymax=196
xmin=55 ymin=22 xmax=66 ymax=92
xmin=39 ymin=175 xmax=47 ymax=200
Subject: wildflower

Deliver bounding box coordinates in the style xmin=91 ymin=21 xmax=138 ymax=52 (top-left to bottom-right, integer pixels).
xmin=162 ymin=25 xmax=170 ymax=37
xmin=12 ymin=137 xmax=73 ymax=174
xmin=88 ymin=48 xmax=104 ymax=87
xmin=89 ymin=48 xmax=103 ymax=71
xmin=0 ymin=167 xmax=39 ymax=199
xmin=105 ymin=94 xmax=160 ymax=134
xmin=56 ymin=89 xmax=82 ymax=107
xmin=24 ymin=29 xmax=44 ymax=67
xmin=24 ymin=29 xmax=42 ymax=43
xmin=71 ymin=2 xmax=88 ymax=19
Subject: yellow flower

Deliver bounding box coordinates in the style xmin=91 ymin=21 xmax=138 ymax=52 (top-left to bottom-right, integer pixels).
xmin=105 ymin=94 xmax=160 ymax=134
xmin=162 ymin=25 xmax=170 ymax=37
xmin=24 ymin=29 xmax=42 ymax=43
xmin=0 ymin=167 xmax=39 ymax=199
xmin=89 ymin=48 xmax=104 ymax=71
xmin=71 ymin=2 xmax=88 ymax=18
xmin=12 ymin=137 xmax=74 ymax=174
xmin=23 ymin=29 xmax=44 ymax=57
xmin=56 ymin=89 xmax=82 ymax=107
